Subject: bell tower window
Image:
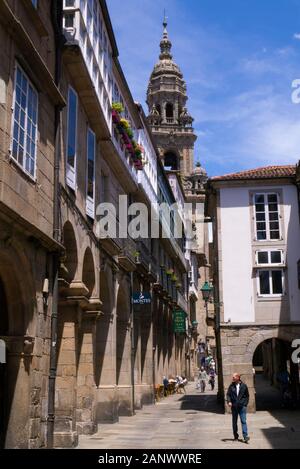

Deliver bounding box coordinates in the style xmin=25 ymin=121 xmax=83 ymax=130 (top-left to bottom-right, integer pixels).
xmin=164 ymin=152 xmax=178 ymax=171
xmin=166 ymin=103 xmax=174 ymax=122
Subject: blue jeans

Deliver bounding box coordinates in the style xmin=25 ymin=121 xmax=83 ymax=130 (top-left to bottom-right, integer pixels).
xmin=232 ymin=406 xmax=248 ymax=439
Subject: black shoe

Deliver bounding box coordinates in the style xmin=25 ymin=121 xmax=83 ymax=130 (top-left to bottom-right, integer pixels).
xmin=234 ymin=435 xmax=239 ymax=441
xmin=244 ymin=436 xmax=250 ymax=443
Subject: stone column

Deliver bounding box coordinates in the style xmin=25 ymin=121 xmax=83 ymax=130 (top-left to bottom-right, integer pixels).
xmin=140 ymin=294 xmax=154 ymax=405
xmin=76 ymin=314 xmax=97 ymax=436
xmin=94 ymin=268 xmax=117 ymax=423
xmin=133 ymin=306 xmax=142 ymax=409
xmin=54 ymin=304 xmax=78 ymax=448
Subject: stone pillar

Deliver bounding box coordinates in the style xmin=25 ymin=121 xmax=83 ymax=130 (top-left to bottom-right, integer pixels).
xmin=94 ymin=309 xmax=117 ymax=422
xmin=76 ymin=314 xmax=97 ymax=436
xmin=133 ymin=307 xmax=142 ymax=409
xmin=221 ymin=328 xmax=256 ymax=413
xmin=4 ymin=344 xmax=31 ymax=448
xmin=174 ymin=100 xmax=179 ymax=123
xmin=140 ymin=297 xmax=154 ymax=405
xmin=54 ymin=305 xmax=78 ymax=447
xmin=162 ymin=102 xmax=167 ymax=124
xmin=94 ymin=265 xmax=118 ymax=423
xmin=157 ymin=298 xmax=164 ymax=382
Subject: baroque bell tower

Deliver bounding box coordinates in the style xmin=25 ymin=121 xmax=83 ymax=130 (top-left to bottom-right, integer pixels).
xmin=147 ymin=16 xmax=197 ymax=177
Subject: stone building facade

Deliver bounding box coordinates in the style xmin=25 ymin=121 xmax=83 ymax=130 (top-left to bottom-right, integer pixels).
xmin=0 ymin=0 xmax=65 ymax=448
xmin=206 ymin=165 xmax=300 ymax=411
xmin=0 ymin=0 xmax=206 ymax=448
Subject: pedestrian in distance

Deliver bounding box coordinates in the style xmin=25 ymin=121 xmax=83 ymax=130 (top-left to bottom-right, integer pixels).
xmin=198 ymin=366 xmax=208 ymax=393
xmin=226 ymin=373 xmax=250 ymax=443
xmin=209 ymin=367 xmax=215 ymax=391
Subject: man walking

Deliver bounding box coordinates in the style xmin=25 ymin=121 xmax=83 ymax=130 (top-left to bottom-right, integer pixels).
xmin=226 ymin=373 xmax=250 ymax=443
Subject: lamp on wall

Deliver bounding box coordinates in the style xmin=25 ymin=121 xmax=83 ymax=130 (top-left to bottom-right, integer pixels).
xmin=200 ymin=281 xmax=213 ymax=303
xmin=43 ymin=278 xmax=49 ymax=307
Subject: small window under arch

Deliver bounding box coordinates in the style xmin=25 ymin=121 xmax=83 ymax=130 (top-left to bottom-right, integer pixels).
xmin=166 ymin=103 xmax=173 ymax=119
xmin=164 ymin=152 xmax=179 ymax=171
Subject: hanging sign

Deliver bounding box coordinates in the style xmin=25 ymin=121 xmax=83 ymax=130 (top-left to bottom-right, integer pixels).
xmin=132 ymin=292 xmax=151 ymax=305
xmin=173 ymin=309 xmax=187 ymax=333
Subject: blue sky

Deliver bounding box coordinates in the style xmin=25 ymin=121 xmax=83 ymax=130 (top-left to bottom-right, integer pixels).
xmin=107 ymin=0 xmax=300 ymax=176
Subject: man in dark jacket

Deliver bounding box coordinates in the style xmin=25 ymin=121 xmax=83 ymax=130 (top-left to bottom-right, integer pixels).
xmin=226 ymin=373 xmax=250 ymax=443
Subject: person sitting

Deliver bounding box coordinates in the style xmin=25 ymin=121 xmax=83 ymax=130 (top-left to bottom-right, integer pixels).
xmin=176 ymin=376 xmax=187 ymax=394
xmin=163 ymin=376 xmax=169 ymax=397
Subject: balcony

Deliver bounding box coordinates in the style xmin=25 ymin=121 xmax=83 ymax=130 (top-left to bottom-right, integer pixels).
xmin=62 ymin=2 xmax=112 ymax=137
xmin=98 ymin=217 xmax=123 ymax=257
xmin=135 ymin=239 xmax=151 ymax=275
xmin=118 ymin=236 xmax=136 ymax=272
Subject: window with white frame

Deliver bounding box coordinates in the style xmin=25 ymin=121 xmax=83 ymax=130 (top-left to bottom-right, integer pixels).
xmin=11 ymin=65 xmax=38 ymax=178
xmin=66 ymin=87 xmax=77 ymax=190
xmin=256 ymin=250 xmax=284 ymax=266
xmin=257 ymin=270 xmax=284 ymax=296
xmin=86 ymin=128 xmax=96 ymax=218
xmin=254 ymin=193 xmax=280 ymax=241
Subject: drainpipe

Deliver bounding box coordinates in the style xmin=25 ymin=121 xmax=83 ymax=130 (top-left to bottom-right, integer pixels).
xmin=47 ymin=0 xmax=65 ymax=448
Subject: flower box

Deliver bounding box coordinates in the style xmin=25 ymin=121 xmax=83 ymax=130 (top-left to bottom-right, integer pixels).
xmin=112 ymin=110 xmax=121 ymax=124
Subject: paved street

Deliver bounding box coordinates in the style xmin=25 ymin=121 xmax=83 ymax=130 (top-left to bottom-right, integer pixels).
xmin=78 ymin=384 xmax=300 ymax=449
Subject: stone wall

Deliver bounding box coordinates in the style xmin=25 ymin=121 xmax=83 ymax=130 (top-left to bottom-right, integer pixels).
xmin=220 ymin=324 xmax=300 ymax=412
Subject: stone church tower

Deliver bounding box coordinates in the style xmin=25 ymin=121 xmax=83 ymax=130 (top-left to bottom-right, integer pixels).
xmin=147 ymin=17 xmax=197 ymax=177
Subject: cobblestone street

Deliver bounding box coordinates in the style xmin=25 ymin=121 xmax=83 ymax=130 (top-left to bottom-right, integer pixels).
xmin=78 ymin=384 xmax=300 ymax=449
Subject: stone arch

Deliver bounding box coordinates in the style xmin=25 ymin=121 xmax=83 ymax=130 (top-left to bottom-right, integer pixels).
xmin=82 ymin=247 xmax=96 ymax=298
xmin=0 ymin=242 xmax=35 ymax=335
xmin=0 ymin=243 xmax=35 ymax=448
xmin=62 ymin=221 xmax=78 ymax=283
xmin=245 ymin=328 xmax=295 ymax=363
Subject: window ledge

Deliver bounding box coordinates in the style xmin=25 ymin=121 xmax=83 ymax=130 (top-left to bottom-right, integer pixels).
xmin=9 ymin=153 xmax=37 ymax=184
xmin=257 ymin=295 xmax=286 ymax=302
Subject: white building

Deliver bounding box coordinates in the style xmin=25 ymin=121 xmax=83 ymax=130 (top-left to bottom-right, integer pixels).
xmin=207 ymin=165 xmax=300 ymax=411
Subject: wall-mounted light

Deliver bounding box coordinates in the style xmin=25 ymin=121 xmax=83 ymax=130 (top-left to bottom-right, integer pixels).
xmin=43 ymin=278 xmax=49 ymax=307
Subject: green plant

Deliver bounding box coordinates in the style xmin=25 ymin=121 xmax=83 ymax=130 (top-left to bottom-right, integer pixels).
xmin=125 ymin=127 xmax=133 ymax=138
xmin=112 ymin=102 xmax=124 ymax=114
xmin=120 ymin=118 xmax=130 ymax=129
xmin=166 ymin=268 xmax=174 ymax=276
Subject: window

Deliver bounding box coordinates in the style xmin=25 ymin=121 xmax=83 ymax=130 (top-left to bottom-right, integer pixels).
xmin=256 ymin=250 xmax=284 ymax=266
xmin=11 ymin=65 xmax=38 ymax=178
xmin=254 ymin=193 xmax=280 ymax=241
xmin=86 ymin=128 xmax=95 ymax=218
xmin=258 ymin=270 xmax=284 ymax=296
xmin=66 ymin=87 xmax=77 ymax=190
xmin=31 ymin=0 xmax=38 ymax=8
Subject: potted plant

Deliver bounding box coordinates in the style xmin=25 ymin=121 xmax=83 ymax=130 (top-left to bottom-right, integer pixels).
xmin=133 ymin=250 xmax=141 ymax=263
xmin=112 ymin=102 xmax=124 ymax=114
xmin=120 ymin=118 xmax=130 ymax=129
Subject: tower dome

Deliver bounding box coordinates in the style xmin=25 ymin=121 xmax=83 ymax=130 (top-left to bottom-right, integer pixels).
xmin=146 ymin=16 xmax=197 ymax=177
